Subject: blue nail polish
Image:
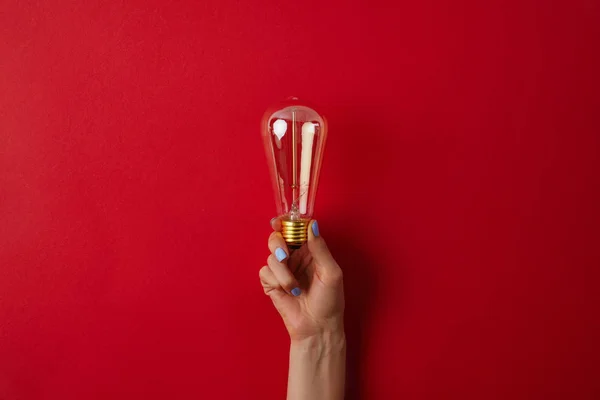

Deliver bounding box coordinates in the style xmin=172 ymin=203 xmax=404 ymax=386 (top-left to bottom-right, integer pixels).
xmin=291 ymin=287 xmax=301 ymax=297
xmin=275 ymin=247 xmax=287 ymax=262
xmin=312 ymin=220 xmax=320 ymax=237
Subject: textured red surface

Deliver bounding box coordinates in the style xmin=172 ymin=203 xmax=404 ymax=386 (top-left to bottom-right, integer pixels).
xmin=1 ymin=1 xmax=599 ymax=399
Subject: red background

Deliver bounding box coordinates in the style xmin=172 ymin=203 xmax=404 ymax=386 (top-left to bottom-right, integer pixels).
xmin=1 ymin=0 xmax=599 ymax=399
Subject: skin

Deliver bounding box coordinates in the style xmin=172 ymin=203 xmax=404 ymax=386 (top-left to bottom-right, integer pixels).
xmin=259 ymin=219 xmax=346 ymax=400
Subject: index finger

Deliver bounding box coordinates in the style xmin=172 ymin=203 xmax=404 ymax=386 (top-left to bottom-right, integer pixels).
xmin=270 ymin=217 xmax=282 ymax=232
xmin=268 ymin=231 xmax=289 ymax=259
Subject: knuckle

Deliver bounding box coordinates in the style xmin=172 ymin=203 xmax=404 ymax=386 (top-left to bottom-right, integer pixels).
xmin=259 ymin=265 xmax=269 ymax=277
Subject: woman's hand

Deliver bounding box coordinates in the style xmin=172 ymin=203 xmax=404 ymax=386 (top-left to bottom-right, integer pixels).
xmin=259 ymin=219 xmax=345 ymax=342
xmin=260 ymin=219 xmax=346 ymax=400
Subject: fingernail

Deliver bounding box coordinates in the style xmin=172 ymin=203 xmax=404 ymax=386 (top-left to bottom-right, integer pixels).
xmin=270 ymin=217 xmax=277 ymax=226
xmin=291 ymin=287 xmax=301 ymax=297
xmin=275 ymin=247 xmax=287 ymax=262
xmin=312 ymin=220 xmax=320 ymax=237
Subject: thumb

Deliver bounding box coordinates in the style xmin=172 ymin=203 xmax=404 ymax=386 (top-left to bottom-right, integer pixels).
xmin=307 ymin=220 xmax=343 ymax=283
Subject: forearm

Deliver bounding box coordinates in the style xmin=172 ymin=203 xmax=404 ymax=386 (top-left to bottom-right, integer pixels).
xmin=287 ymin=330 xmax=346 ymax=400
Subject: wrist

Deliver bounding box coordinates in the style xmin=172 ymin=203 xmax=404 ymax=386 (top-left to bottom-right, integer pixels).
xmin=291 ymin=329 xmax=346 ymax=356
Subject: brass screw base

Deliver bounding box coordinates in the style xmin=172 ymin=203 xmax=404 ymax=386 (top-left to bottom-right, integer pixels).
xmin=281 ymin=218 xmax=309 ymax=249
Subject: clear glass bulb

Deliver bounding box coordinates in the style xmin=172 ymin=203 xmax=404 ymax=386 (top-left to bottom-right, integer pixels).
xmin=262 ymin=98 xmax=328 ymax=248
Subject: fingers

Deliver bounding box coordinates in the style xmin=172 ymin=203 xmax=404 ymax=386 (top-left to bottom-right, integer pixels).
xmin=307 ymin=220 xmax=343 ymax=284
xmin=267 ymin=254 xmax=301 ymax=296
xmin=259 ymin=265 xmax=298 ymax=319
xmin=259 ymin=265 xmax=279 ymax=290
xmin=259 ymin=265 xmax=285 ymax=299
xmin=270 ymin=217 xmax=282 ymax=232
xmin=260 ymin=252 xmax=302 ymax=297
xmin=264 ymin=222 xmax=301 ymax=296
xmin=268 ymin=231 xmax=289 ymax=258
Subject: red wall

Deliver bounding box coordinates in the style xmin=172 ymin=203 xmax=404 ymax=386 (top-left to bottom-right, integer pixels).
xmin=1 ymin=1 xmax=599 ymax=398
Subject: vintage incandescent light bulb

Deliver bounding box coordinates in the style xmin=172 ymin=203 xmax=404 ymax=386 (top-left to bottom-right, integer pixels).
xmin=261 ymin=98 xmax=328 ymax=248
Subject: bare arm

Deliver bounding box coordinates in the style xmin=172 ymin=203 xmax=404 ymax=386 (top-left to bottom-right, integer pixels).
xmin=288 ymin=331 xmax=346 ymax=400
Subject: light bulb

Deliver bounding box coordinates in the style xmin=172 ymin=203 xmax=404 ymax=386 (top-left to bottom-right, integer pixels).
xmin=262 ymin=98 xmax=328 ymax=248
